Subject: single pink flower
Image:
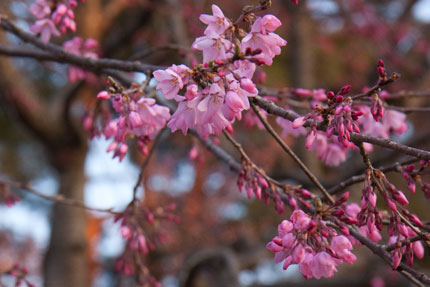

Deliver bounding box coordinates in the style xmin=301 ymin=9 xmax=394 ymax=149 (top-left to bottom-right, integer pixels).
xmin=312 ymin=252 xmax=338 ymax=279
xmin=241 ymin=16 xmax=286 ymax=65
xmin=299 ymin=252 xmax=314 ymax=279
xmin=30 ymin=19 xmax=60 ymax=43
xmin=192 ymin=32 xmax=232 ymax=63
xmin=199 ymin=4 xmax=230 ymax=35
xmin=330 ymin=236 xmax=356 ymax=264
xmin=290 ymin=210 xmax=311 ymax=230
xmin=153 ymin=67 xmax=184 ymax=100
xmin=30 ymin=0 xmax=51 ymax=19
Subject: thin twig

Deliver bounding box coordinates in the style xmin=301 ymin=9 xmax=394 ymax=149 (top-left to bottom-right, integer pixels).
xmin=328 ymin=157 xmax=419 ymax=195
xmin=250 ymin=102 xmax=334 ymax=204
xmin=2 ymin=180 xmax=117 ymax=214
xmin=132 ymin=129 xmax=166 ymax=201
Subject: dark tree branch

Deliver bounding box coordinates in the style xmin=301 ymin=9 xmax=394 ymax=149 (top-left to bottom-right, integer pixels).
xmin=250 ymin=96 xmax=430 ymax=160
xmin=0 ymin=18 xmax=163 ymax=73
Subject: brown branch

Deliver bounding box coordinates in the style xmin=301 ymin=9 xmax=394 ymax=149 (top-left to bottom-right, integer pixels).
xmin=223 ymin=131 xmax=285 ymax=188
xmin=328 ymin=157 xmax=419 ymax=195
xmin=349 ymin=227 xmax=430 ymax=287
xmin=0 ymin=18 xmax=163 ymax=73
xmin=132 ymin=129 xmax=166 ymax=201
xmin=251 ymin=96 xmax=430 ymax=160
xmin=385 ymin=235 xmax=429 ymax=252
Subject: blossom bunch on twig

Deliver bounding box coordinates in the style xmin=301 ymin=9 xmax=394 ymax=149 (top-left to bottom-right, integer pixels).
xmin=153 ymin=4 xmax=286 ymax=138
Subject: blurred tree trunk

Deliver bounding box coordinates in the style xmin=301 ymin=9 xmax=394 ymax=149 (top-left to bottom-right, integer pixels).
xmin=288 ymin=0 xmax=314 ymax=89
xmin=43 ymin=144 xmax=89 ymax=287
xmin=286 ymin=1 xmax=323 ymax=176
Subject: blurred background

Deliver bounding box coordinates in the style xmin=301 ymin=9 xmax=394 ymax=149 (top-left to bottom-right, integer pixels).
xmin=0 ymin=0 xmax=429 ymax=286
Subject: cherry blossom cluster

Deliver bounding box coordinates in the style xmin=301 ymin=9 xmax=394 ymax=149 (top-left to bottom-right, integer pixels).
xmin=359 ymin=169 xmax=427 ymax=267
xmin=344 ymin=203 xmax=382 ymax=243
xmin=289 ymin=86 xmax=408 ymax=166
xmin=238 ymin=160 xmax=285 ymax=214
xmin=267 ymin=210 xmax=356 ymax=279
xmin=153 ymin=5 xmax=286 ymax=138
xmin=63 ymin=37 xmax=99 ymax=82
xmin=388 ymin=227 xmax=425 ymax=268
xmin=29 ymin=0 xmax=84 ymax=43
xmin=114 ymin=201 xmax=179 ymax=287
xmin=237 ymin=157 xmax=314 ymax=214
xmin=94 ymin=79 xmax=170 ymax=161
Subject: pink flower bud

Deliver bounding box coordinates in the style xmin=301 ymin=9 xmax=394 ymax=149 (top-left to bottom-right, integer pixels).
xmin=188 ymin=146 xmax=199 ymax=160
xmin=120 ymin=226 xmax=132 ymax=239
xmin=392 ymin=250 xmax=402 ymax=269
xmin=393 ymin=190 xmax=409 ymax=205
xmin=97 ymin=91 xmax=111 ymax=100
xmin=408 ymin=213 xmax=422 ymax=227
xmin=292 ymin=116 xmax=306 ymax=128
xmin=386 ymin=199 xmax=397 ymax=212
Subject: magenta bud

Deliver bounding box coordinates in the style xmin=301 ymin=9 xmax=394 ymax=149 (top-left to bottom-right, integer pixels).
xmin=339 ymin=85 xmax=351 ymax=95
xmin=97 ymin=91 xmax=111 ymax=100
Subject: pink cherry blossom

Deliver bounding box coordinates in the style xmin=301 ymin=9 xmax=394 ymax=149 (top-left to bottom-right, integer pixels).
xmin=30 ymin=19 xmax=60 ymax=43
xmin=192 ymin=32 xmax=232 ymax=63
xmin=63 ymin=37 xmax=99 ymax=82
xmin=299 ymin=252 xmax=314 ymax=279
xmin=330 ymin=236 xmax=356 ymax=264
xmin=199 ymin=4 xmax=230 ymax=35
xmin=241 ymin=16 xmax=287 ymax=65
xmin=290 ymin=210 xmax=311 ymax=230
xmin=97 ymin=89 xmax=170 ymax=160
xmin=276 ymin=115 xmax=307 ymax=137
xmin=153 ymin=65 xmax=189 ymax=100
xmin=312 ymin=252 xmax=338 ymax=279
xmin=30 ymin=0 xmax=51 ymax=19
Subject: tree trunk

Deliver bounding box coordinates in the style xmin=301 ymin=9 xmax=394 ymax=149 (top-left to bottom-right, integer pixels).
xmin=43 ymin=145 xmax=89 ymax=287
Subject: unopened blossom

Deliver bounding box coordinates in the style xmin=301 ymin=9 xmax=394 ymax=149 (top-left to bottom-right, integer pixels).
xmin=52 ymin=3 xmax=76 ymax=33
xmin=199 ymin=4 xmax=230 ymax=35
xmin=30 ymin=19 xmax=60 ymax=43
